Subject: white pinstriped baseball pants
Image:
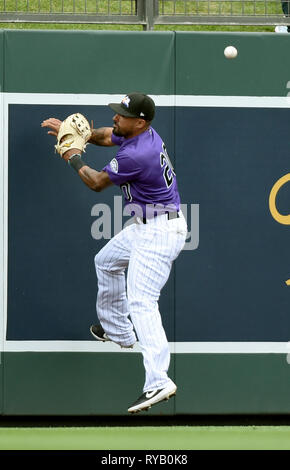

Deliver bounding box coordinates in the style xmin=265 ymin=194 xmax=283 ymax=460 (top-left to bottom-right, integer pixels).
xmin=94 ymin=212 xmax=187 ymax=392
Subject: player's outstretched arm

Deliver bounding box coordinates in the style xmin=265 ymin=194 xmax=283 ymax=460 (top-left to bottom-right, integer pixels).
xmin=89 ymin=127 xmax=115 ymax=147
xmin=41 ymin=118 xmax=115 ymax=147
xmin=41 ymin=114 xmax=113 ymax=191
xmin=63 ymin=148 xmax=113 ymax=192
xmin=78 ymin=166 xmax=113 ymax=192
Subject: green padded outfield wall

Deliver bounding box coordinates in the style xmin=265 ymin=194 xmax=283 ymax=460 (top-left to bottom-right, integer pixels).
xmin=1 ymin=30 xmax=290 ymax=415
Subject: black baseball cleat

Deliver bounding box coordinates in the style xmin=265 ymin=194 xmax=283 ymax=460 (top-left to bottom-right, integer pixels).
xmin=90 ymin=324 xmax=111 ymax=342
xmin=90 ymin=324 xmax=134 ymax=349
xmin=128 ymin=382 xmax=177 ymax=414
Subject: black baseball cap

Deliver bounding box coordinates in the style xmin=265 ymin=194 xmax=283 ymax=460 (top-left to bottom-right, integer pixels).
xmin=109 ymin=92 xmax=155 ymax=121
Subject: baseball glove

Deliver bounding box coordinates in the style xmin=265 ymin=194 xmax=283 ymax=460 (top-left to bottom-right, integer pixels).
xmin=55 ymin=113 xmax=92 ymax=156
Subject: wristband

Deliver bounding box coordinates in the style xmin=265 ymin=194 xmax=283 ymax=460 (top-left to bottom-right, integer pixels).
xmin=68 ymin=153 xmax=86 ymax=172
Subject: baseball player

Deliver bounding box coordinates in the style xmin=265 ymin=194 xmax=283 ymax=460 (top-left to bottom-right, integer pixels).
xmin=41 ymin=93 xmax=187 ymax=413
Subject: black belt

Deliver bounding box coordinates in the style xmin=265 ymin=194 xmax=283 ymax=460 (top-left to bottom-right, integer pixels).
xmin=142 ymin=211 xmax=180 ymax=224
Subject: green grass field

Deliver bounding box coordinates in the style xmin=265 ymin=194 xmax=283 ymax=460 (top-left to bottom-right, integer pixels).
xmin=1 ymin=425 xmax=290 ymax=450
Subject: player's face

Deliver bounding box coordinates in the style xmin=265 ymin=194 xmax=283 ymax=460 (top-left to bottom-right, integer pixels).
xmin=112 ymin=114 xmax=144 ymax=139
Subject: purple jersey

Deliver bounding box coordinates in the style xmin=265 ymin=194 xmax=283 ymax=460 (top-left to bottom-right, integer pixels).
xmin=103 ymin=127 xmax=181 ymax=218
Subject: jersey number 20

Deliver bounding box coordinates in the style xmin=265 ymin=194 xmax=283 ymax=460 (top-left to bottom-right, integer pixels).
xmin=160 ymin=143 xmax=175 ymax=188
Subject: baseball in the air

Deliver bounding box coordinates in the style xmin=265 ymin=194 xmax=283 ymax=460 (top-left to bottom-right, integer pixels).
xmin=224 ymin=46 xmax=238 ymax=59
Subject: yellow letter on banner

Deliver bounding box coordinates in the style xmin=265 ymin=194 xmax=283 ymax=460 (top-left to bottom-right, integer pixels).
xmin=269 ymin=173 xmax=290 ymax=225
xmin=269 ymin=173 xmax=290 ymax=285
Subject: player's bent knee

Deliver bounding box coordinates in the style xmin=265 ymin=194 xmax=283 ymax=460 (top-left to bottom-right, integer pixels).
xmin=94 ymin=252 xmax=101 ymax=268
xmin=94 ymin=251 xmax=107 ymax=271
xmin=94 ymin=252 xmax=123 ymax=275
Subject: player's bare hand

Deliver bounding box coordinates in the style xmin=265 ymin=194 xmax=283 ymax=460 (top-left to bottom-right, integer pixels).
xmin=41 ymin=118 xmax=62 ymax=137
